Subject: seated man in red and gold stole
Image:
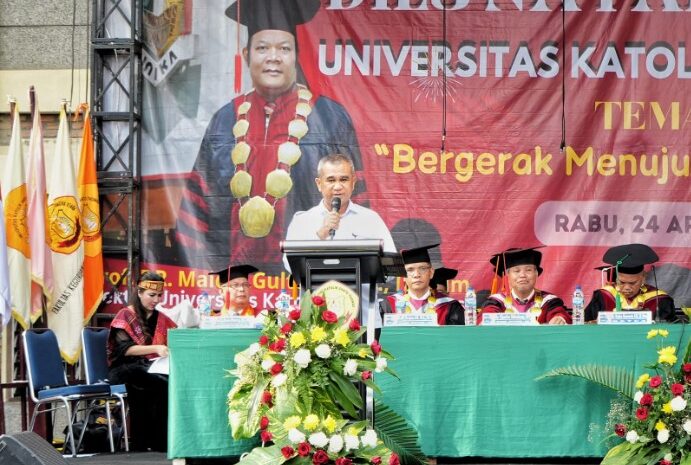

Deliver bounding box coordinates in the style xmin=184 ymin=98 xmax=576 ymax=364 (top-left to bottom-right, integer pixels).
xmin=479 ymin=247 xmax=571 ymax=325
xmin=584 ymin=243 xmax=676 ymax=323
xmin=385 ymin=244 xmax=465 ymax=325
xmin=210 ymin=264 xmax=261 ymax=316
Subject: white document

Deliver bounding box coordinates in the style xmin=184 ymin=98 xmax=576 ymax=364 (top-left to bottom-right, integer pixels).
xmin=597 ymin=311 xmax=653 ymax=325
xmin=384 ymin=313 xmax=438 ymax=327
xmin=148 ymin=356 xmax=170 ymax=375
xmin=481 ymin=313 xmax=535 ymax=326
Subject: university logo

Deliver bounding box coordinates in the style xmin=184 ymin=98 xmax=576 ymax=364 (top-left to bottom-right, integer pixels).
xmin=48 ymin=196 xmax=83 ymax=254
xmin=4 ymin=185 xmax=29 ymax=257
xmin=142 ymin=0 xmax=195 ymax=86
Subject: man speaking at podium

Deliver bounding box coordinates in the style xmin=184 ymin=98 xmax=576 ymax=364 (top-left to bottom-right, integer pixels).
xmin=284 ymin=154 xmax=396 ymax=251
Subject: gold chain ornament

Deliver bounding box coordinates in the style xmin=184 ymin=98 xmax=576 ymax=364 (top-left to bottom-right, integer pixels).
xmin=230 ymin=85 xmax=313 ymax=238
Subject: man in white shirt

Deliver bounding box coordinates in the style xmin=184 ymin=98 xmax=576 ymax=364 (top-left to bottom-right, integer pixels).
xmin=284 ymin=154 xmax=396 ymax=251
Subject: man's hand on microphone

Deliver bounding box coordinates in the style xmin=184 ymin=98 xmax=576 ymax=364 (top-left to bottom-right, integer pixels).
xmin=317 ymin=211 xmax=340 ymax=240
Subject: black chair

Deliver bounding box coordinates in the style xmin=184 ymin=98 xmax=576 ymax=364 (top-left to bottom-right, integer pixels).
xmin=22 ymin=329 xmax=112 ymax=457
xmin=81 ymin=327 xmax=129 ymax=452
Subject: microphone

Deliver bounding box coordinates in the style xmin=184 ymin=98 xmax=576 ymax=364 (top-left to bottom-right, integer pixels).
xmin=328 ymin=197 xmax=341 ymax=239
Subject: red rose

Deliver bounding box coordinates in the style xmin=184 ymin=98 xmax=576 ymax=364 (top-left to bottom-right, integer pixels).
xmin=269 ymin=338 xmax=287 ymax=352
xmin=660 ymin=460 xmax=672 ymax=465
xmin=639 ymin=393 xmax=654 ymax=406
xmin=281 ymin=446 xmax=295 ymax=458
xmin=259 ymin=335 xmax=269 ymax=346
xmin=289 ymin=309 xmax=301 ymax=321
xmin=649 ymin=375 xmax=662 ymax=388
xmin=322 ymin=310 xmax=339 ymax=324
xmin=281 ymin=322 xmax=293 ymax=334
xmin=371 ymin=340 xmax=382 ymax=356
xmin=372 ymin=457 xmax=382 ymax=465
xmin=614 ymin=424 xmax=627 ymax=437
xmin=312 ymin=450 xmax=330 ymax=465
xmin=389 ymin=453 xmax=400 ymax=465
xmin=271 ymin=363 xmax=284 ymax=375
xmin=297 ymin=442 xmax=311 ymax=457
xmin=686 ymin=374 xmax=691 ymax=384
xmin=336 ymin=458 xmax=353 ymax=465
xmin=312 ymin=295 xmax=326 ymax=306
xmin=684 ymin=363 xmax=691 ymax=373
xmin=261 ymin=390 xmax=272 ymax=405
xmin=636 ymin=407 xmax=648 ymax=421
xmin=672 ymin=383 xmax=685 ymax=396
xmin=260 ymin=416 xmax=269 ymax=430
xmin=362 ymin=370 xmax=372 ymax=380
xmin=260 ymin=430 xmax=273 ymax=443
xmin=349 ymin=319 xmax=361 ymax=331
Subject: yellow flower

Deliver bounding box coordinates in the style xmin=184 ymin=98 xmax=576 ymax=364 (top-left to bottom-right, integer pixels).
xmin=635 ymin=373 xmax=650 ymax=389
xmin=658 ymin=346 xmax=677 ymax=365
xmin=303 ymin=414 xmax=320 ymax=431
xmin=283 ymin=416 xmax=302 ymax=430
xmin=322 ymin=415 xmax=337 ymax=433
xmin=656 ymin=420 xmax=668 ymax=431
xmin=290 ymin=332 xmax=306 ymax=348
xmin=332 ymin=328 xmax=350 ymax=347
xmin=659 ymin=329 xmax=669 ymax=337
xmin=358 ymin=348 xmax=368 ymax=358
xmin=662 ymin=403 xmax=673 ymax=415
xmin=347 ymin=426 xmax=359 ymax=436
xmin=647 ymin=329 xmax=659 ymax=339
xmin=310 ymin=327 xmax=327 ymax=343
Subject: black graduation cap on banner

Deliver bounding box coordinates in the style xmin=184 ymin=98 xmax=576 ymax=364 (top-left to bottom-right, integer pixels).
xmin=401 ymin=243 xmax=439 ymax=265
xmin=225 ymin=0 xmax=321 ymax=39
xmin=489 ymin=247 xmax=544 ymax=277
xmin=210 ymin=264 xmax=259 ymax=285
xmin=603 ymin=243 xmax=659 ymax=274
xmin=430 ymin=267 xmax=458 ymax=289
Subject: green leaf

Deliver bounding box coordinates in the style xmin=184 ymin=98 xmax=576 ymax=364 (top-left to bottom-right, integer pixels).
xmin=236 ymin=445 xmax=287 ymax=465
xmin=601 ymin=441 xmax=646 ymax=465
xmin=300 ymin=290 xmax=314 ymax=323
xmin=229 ymin=377 xmax=271 ymax=439
xmin=325 ymin=383 xmax=359 ymax=418
xmin=329 ymin=372 xmax=364 ymax=409
xmin=536 ymin=364 xmax=635 ymax=400
xmin=373 ymin=400 xmax=427 ymax=465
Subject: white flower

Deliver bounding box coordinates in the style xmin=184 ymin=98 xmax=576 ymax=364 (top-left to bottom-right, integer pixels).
xmin=328 ymin=435 xmax=344 ymax=454
xmin=343 ymin=359 xmax=358 ymax=376
xmin=309 ymin=432 xmax=329 ymax=448
xmin=634 ymin=391 xmax=644 ymax=403
xmin=315 ymin=344 xmax=332 ymax=359
xmin=288 ymin=428 xmax=306 ymax=443
xmin=683 ymin=419 xmax=691 ymax=434
xmin=375 ymin=357 xmax=388 ymax=373
xmin=664 ymin=453 xmax=673 ymax=461
xmin=657 ymin=429 xmax=670 ymax=443
xmin=361 ymin=429 xmax=378 ymax=448
xmin=344 ymin=433 xmax=360 ymax=451
xmin=261 ymin=359 xmax=274 ymax=371
xmin=293 ymin=349 xmax=312 ymax=368
xmin=247 ymin=343 xmax=261 ymax=356
xmin=271 ymin=373 xmax=287 ymax=387
xmin=625 ymin=430 xmax=639 ymax=444
xmin=671 ymin=396 xmax=687 ymax=412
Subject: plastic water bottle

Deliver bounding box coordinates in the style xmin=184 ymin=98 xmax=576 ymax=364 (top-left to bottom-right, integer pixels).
xmin=276 ymin=289 xmax=291 ymax=315
xmin=464 ymin=286 xmax=477 ymax=326
xmin=394 ymin=290 xmax=406 ymax=313
xmin=572 ymin=285 xmax=585 ymax=325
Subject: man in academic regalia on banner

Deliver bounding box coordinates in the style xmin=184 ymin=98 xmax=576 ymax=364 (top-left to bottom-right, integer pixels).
xmin=210 ymin=264 xmax=261 ymax=316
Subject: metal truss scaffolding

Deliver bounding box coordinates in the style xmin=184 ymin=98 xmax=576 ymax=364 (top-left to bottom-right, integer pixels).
xmin=91 ymin=0 xmax=143 ymax=301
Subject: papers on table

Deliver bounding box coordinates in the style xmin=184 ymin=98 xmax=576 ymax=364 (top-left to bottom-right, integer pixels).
xmin=199 ymin=314 xmax=263 ymax=329
xmin=148 ymin=356 xmax=169 ymax=375
xmin=597 ymin=311 xmax=652 ymax=325
xmin=481 ymin=313 xmax=535 ymax=326
xmin=384 ymin=313 xmax=438 ymax=327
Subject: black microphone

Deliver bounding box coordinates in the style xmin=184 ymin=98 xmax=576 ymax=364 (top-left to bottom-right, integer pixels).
xmin=328 ymin=197 xmax=341 ymax=239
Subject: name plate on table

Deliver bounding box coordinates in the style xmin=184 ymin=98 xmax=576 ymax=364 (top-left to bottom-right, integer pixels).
xmin=597 ymin=311 xmax=652 ymax=325
xmin=384 ymin=313 xmax=439 ymax=327
xmin=199 ymin=314 xmax=263 ymax=329
xmin=481 ymin=313 xmax=535 ymax=326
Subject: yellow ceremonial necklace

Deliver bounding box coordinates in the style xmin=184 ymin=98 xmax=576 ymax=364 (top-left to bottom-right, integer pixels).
xmin=605 ymin=284 xmax=648 ymax=309
xmin=229 ymin=85 xmax=313 ymax=238
xmin=403 ymin=290 xmax=437 ymax=314
xmin=504 ymin=290 xmax=543 ymax=314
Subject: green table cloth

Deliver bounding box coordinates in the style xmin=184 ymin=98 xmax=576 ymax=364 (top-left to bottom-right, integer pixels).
xmin=168 ymin=325 xmax=687 ymax=459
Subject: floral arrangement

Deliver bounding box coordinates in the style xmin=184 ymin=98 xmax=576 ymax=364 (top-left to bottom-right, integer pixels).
xmin=227 ymin=291 xmax=419 ymax=465
xmin=603 ymin=329 xmax=691 ymax=465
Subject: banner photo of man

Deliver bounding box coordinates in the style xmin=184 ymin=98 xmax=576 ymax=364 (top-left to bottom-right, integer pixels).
xmin=103 ymin=0 xmax=690 ymax=314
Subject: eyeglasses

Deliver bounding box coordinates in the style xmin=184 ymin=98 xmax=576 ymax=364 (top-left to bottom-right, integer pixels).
xmin=405 ymin=266 xmax=432 ymax=276
xmin=227 ymin=282 xmax=251 ymax=290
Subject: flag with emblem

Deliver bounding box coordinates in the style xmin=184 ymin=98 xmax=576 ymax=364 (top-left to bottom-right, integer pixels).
xmin=0 ymin=198 xmax=11 ymax=327
xmin=47 ymin=105 xmax=84 ymax=363
xmin=1 ymin=104 xmax=31 ymax=329
xmin=76 ymin=105 xmax=103 ymax=323
xmin=26 ymin=94 xmax=54 ymax=322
